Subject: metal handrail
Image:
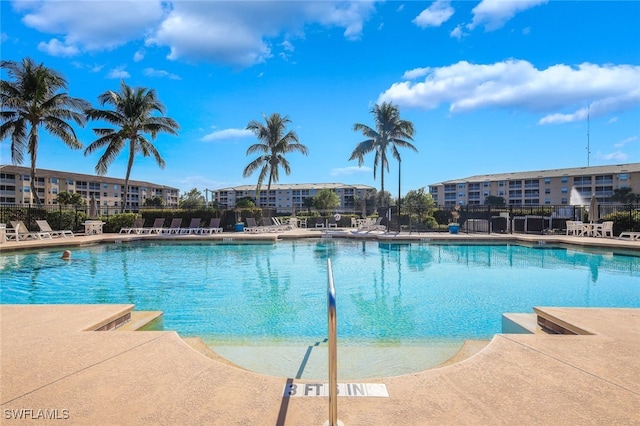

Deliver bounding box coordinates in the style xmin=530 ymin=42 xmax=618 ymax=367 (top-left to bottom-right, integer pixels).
xmin=327 ymin=259 xmax=338 ymax=426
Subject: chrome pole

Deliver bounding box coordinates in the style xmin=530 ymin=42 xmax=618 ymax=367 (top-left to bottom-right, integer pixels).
xmin=327 ymin=259 xmax=338 ymax=426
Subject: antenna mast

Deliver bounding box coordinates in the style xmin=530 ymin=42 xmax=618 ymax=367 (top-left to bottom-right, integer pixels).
xmin=586 ymin=103 xmax=591 ymax=166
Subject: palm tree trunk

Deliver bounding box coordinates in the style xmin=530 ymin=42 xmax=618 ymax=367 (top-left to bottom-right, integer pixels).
xmin=123 ymin=141 xmax=135 ymax=211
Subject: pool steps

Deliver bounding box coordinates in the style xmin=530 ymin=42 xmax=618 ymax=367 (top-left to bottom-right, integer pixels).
xmin=113 ymin=310 xmax=163 ymax=331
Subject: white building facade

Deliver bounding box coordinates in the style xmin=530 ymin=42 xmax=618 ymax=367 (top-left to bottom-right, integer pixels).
xmin=428 ymin=164 xmax=640 ymax=207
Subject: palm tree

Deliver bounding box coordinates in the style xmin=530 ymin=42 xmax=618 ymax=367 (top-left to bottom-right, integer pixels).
xmin=84 ymin=81 xmax=179 ymax=210
xmin=243 ymin=113 xmax=309 ymax=207
xmin=0 ymin=57 xmax=88 ymax=205
xmin=350 ymin=102 xmax=417 ymax=202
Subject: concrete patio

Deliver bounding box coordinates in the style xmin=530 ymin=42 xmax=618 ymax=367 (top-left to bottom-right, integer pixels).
xmin=1 ymin=231 xmax=639 ymax=425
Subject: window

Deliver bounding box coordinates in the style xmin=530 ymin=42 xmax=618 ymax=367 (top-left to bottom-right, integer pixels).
xmin=561 ymin=177 xmax=568 ymax=183
xmin=619 ymin=173 xmax=628 ymax=180
xmin=561 ymin=187 xmax=568 ymax=193
xmin=51 ymin=177 xmax=58 ymax=184
xmin=544 ymin=178 xmax=551 ymax=184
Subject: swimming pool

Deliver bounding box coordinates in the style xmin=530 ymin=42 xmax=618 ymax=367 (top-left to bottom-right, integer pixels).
xmin=1 ymin=240 xmax=638 ymax=378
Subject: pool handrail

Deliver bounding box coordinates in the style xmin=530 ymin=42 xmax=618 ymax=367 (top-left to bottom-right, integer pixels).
xmin=327 ymin=259 xmax=338 ymax=426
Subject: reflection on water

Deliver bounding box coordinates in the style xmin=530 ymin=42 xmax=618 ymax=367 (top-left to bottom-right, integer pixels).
xmin=1 ymin=241 xmax=638 ymax=343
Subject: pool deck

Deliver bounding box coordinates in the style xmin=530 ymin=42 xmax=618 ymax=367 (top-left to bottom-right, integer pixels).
xmin=1 ymin=230 xmax=639 ymax=425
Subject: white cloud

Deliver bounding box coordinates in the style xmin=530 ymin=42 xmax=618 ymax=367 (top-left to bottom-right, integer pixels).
xmin=133 ymin=50 xmax=145 ymax=62
xmin=20 ymin=0 xmax=166 ymax=54
xmin=330 ymin=166 xmax=372 ymax=177
xmin=12 ymin=1 xmax=379 ymax=67
xmin=143 ymin=68 xmax=181 ymax=80
xmin=467 ymin=0 xmax=548 ymax=31
xmin=147 ymin=1 xmax=377 ymax=67
xmin=201 ymin=128 xmax=253 ymax=142
xmin=37 ymin=38 xmax=79 ymax=56
xmin=450 ymin=25 xmax=465 ymax=39
xmin=413 ymin=0 xmax=454 ymax=28
xmin=379 ymin=60 xmax=640 ymax=124
xmin=597 ymin=151 xmax=628 ymax=162
xmin=614 ymin=136 xmax=637 ymax=148
xmin=402 ymin=67 xmax=431 ymax=80
xmin=106 ymin=66 xmax=130 ymax=79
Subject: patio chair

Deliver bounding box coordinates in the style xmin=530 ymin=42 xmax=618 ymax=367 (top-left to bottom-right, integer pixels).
xmin=199 ymin=218 xmax=223 ymax=234
xmin=141 ymin=218 xmax=166 ymax=234
xmin=180 ymin=218 xmax=202 ymax=234
xmin=244 ymin=218 xmax=262 ymax=233
xmin=327 ymin=216 xmax=338 ymax=228
xmin=36 ymin=220 xmax=74 ymax=238
xmin=9 ymin=220 xmax=52 ymax=241
xmin=315 ymin=218 xmax=325 ymax=228
xmin=160 ymin=218 xmax=184 ymax=234
xmin=262 ymin=217 xmax=280 ymax=232
xmin=119 ymin=218 xmax=145 ymax=234
xmin=272 ymin=217 xmax=292 ymax=230
xmin=618 ymin=232 xmax=640 ymax=241
xmin=601 ymin=221 xmax=614 ymax=238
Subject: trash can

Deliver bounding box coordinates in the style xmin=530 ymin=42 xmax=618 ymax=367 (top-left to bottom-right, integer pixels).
xmin=234 ymin=223 xmax=244 ymax=232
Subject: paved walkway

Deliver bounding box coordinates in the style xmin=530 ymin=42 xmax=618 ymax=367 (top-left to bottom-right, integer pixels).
xmin=1 ymin=304 xmax=638 ymax=425
xmin=1 ymin=231 xmax=639 ymax=425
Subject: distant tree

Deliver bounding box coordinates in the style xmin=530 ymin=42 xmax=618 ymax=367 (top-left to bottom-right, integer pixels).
xmin=84 ymin=80 xmax=179 ymax=210
xmin=235 ymin=197 xmax=255 ymax=208
xmin=56 ymin=191 xmax=86 ymax=206
xmin=403 ymin=187 xmax=435 ymax=213
xmin=1 ymin=58 xmax=88 ymax=205
xmin=180 ymin=188 xmax=205 ymax=209
xmin=243 ymin=113 xmax=309 ymax=206
xmin=302 ymin=197 xmax=314 ymax=214
xmin=313 ymin=189 xmax=340 ymax=212
xmin=144 ymin=195 xmax=164 ymax=207
xmin=350 ymin=102 xmax=417 ymax=203
xmin=611 ymin=187 xmax=639 ymax=205
xmin=485 ymin=195 xmax=507 ymax=207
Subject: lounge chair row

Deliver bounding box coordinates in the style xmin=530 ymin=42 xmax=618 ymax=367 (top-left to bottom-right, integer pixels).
xmin=243 ymin=217 xmax=294 ymax=233
xmin=119 ymin=218 xmax=222 ymax=235
xmin=3 ymin=220 xmax=75 ymax=241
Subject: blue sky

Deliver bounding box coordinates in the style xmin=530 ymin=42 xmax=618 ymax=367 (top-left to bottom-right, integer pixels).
xmin=1 ymin=0 xmax=639 ymax=197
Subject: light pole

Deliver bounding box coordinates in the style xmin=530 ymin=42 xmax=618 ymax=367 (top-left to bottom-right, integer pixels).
xmin=204 ymin=189 xmax=214 ymax=208
xmin=397 ymin=158 xmax=401 ymax=232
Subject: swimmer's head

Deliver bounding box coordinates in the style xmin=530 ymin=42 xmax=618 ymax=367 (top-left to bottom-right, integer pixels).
xmin=61 ymin=250 xmax=71 ymax=260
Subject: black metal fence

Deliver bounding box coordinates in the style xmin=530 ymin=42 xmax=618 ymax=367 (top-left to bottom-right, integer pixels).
xmin=1 ymin=203 xmax=638 ymax=235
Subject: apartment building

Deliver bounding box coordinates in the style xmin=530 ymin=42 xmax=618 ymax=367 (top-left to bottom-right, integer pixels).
xmin=214 ymin=183 xmax=376 ymax=213
xmin=428 ymin=163 xmax=640 ymax=206
xmin=0 ymin=165 xmax=179 ymax=212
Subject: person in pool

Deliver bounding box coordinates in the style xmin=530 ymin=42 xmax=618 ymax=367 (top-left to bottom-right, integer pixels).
xmin=61 ymin=250 xmax=71 ymax=260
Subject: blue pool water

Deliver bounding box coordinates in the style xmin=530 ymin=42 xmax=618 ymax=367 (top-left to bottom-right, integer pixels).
xmin=2 ymin=240 xmax=639 ymax=343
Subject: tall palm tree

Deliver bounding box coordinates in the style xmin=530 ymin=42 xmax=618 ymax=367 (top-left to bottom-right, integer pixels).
xmin=350 ymin=102 xmax=417 ymax=201
xmin=0 ymin=57 xmax=88 ymax=205
xmin=243 ymin=113 xmax=309 ymax=207
xmin=84 ymin=81 xmax=179 ymax=209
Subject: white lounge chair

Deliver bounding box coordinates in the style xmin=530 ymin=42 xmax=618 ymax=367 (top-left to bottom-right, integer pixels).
xmin=618 ymin=231 xmax=640 ymax=241
xmin=199 ymin=218 xmax=223 ymax=234
xmin=141 ymin=218 xmax=166 ymax=234
xmin=119 ymin=218 xmax=145 ymax=234
xmin=9 ymin=220 xmax=52 ymax=240
xmin=36 ymin=220 xmax=74 ymax=238
xmin=244 ymin=218 xmax=262 ymax=233
xmin=180 ymin=218 xmax=202 ymax=234
xmin=261 ymin=217 xmax=280 ymax=232
xmin=161 ymin=218 xmax=183 ymax=234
